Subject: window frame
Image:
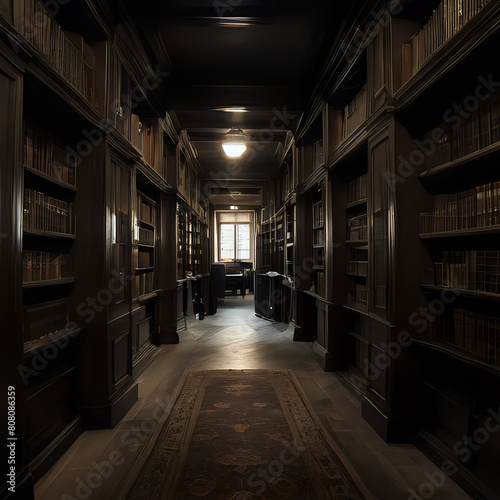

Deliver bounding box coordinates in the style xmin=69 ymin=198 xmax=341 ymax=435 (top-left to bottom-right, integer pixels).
xmin=215 ymin=211 xmax=254 ymax=263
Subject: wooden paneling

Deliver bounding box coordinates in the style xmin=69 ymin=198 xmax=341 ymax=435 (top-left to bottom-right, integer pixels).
xmin=113 ymin=331 xmax=130 ymax=389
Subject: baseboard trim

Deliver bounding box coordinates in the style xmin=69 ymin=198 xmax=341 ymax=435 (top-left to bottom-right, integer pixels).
xmin=1 ymin=466 xmax=34 ymax=499
xmin=361 ymin=397 xmax=413 ymax=443
xmin=415 ymin=430 xmax=500 ymax=500
xmin=312 ymin=342 xmax=336 ymax=371
xmin=159 ymin=327 xmax=180 ymax=344
xmin=29 ymin=416 xmax=83 ymax=482
xmin=80 ymin=382 xmax=138 ymax=429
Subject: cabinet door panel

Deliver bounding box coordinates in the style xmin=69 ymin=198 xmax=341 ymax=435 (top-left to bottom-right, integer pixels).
xmin=108 ymin=159 xmax=132 ymax=318
xmin=369 ymin=134 xmax=393 ymax=321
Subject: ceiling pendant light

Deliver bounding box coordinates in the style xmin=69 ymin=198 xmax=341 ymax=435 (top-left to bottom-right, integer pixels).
xmin=222 ymin=127 xmax=247 ymax=158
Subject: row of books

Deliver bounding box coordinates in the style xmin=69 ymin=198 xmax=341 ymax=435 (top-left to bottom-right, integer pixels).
xmin=23 ymin=298 xmax=70 ymax=341
xmin=282 ymin=160 xmax=294 ymax=198
xmin=312 ymin=247 xmax=325 ymax=270
xmin=347 ymin=281 xmax=368 ymax=311
xmin=327 ymin=87 xmax=368 ymax=154
xmin=137 ymin=250 xmax=154 ymax=269
xmin=136 ymin=272 xmax=154 ymax=297
xmin=178 ymin=164 xmax=201 ymax=213
xmin=424 ymin=88 xmax=500 ymax=168
xmin=344 ymin=86 xmax=367 ymax=138
xmin=347 ymin=174 xmax=368 ymax=205
xmin=402 ymin=0 xmax=491 ymax=83
xmin=24 ymin=121 xmax=77 ymax=186
xmin=313 ymin=227 xmax=325 ymax=247
xmin=127 ymin=115 xmax=166 ymax=177
xmin=313 ymin=139 xmax=324 ymax=170
xmin=313 ymin=201 xmax=324 ymax=228
xmin=435 ymin=307 xmax=500 ymax=367
xmin=24 ymin=189 xmax=75 ymax=235
xmin=347 ymin=260 xmax=368 ymax=276
xmin=433 ymin=250 xmax=500 ymax=294
xmin=142 ymin=118 xmax=164 ymax=175
xmin=420 ymin=182 xmax=500 ymax=233
xmin=22 ymin=251 xmax=69 ymax=283
xmin=138 ymin=195 xmax=157 ymax=226
xmin=276 ymin=222 xmax=283 ymax=241
xmin=347 ymin=214 xmax=368 ymax=241
xmin=138 ymin=227 xmax=155 ymax=246
xmin=14 ymin=1 xmax=97 ymax=104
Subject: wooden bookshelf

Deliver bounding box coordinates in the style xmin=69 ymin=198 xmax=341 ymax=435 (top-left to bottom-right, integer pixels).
xmin=23 ymin=277 xmax=75 ymax=289
xmin=286 ymin=205 xmax=296 ymax=280
xmin=401 ymin=3 xmax=500 ymax=495
xmin=13 ymin=1 xmax=103 ymax=109
xmin=422 ymin=285 xmax=500 ymax=303
xmin=3 ymin=0 xmax=500 ymax=498
xmin=401 ymin=0 xmax=494 ymax=87
xmin=175 ymin=197 xmax=209 ymax=330
xmin=311 ymin=190 xmax=325 ymax=297
xmin=0 ymin=1 xmax=190 ymax=488
xmin=346 ymin=173 xmax=369 ymax=313
xmin=260 ymin=218 xmax=271 ymax=270
xmin=132 ymin=178 xmax=158 ymax=371
xmin=136 ymin=192 xmax=156 ymax=298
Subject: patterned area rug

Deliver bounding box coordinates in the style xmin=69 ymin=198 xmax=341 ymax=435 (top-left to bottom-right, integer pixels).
xmin=125 ymin=370 xmax=375 ymax=500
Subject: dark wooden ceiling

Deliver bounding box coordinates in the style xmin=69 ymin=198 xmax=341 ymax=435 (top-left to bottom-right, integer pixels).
xmin=118 ymin=0 xmax=353 ymax=202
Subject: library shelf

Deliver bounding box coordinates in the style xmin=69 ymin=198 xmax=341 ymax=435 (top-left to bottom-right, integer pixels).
xmin=394 ymin=1 xmax=500 ymax=110
xmin=346 ymin=272 xmax=368 ymax=279
xmin=137 ymin=160 xmax=170 ymax=192
xmin=2 ymin=0 xmax=213 ymax=490
xmin=347 ymin=329 xmax=368 ymax=343
xmin=22 ymin=277 xmax=75 ymax=289
xmin=413 ymin=338 xmax=500 ymax=377
xmin=341 ymin=303 xmax=370 ymax=319
xmin=138 ymin=292 xmax=159 ymax=304
xmin=304 ymin=290 xmax=334 ymax=304
xmin=344 ymin=305 xmax=395 ymax=329
xmin=346 ymin=198 xmax=367 ymax=210
xmin=345 ymin=239 xmax=368 ymax=245
xmin=420 ymin=226 xmax=500 ymax=239
xmin=326 ymin=107 xmax=387 ymax=171
xmin=419 ymin=141 xmax=500 ymax=182
xmin=421 ymin=284 xmax=500 ymax=302
xmin=24 ymin=165 xmax=78 ymax=191
xmin=260 ymin=0 xmax=500 ymax=494
xmin=23 ymin=54 xmax=106 ymax=130
xmin=23 ymin=327 xmax=83 ymax=355
xmin=301 ymin=162 xmax=328 ymax=193
xmin=23 ymin=229 xmax=77 ymax=240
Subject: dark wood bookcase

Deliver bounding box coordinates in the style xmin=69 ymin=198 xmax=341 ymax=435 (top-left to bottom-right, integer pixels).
xmin=0 ymin=1 xmax=208 ymax=493
xmin=175 ymin=171 xmax=210 ymax=333
xmin=3 ymin=0 xmax=500 ymax=498
xmin=260 ymin=0 xmax=500 ymax=497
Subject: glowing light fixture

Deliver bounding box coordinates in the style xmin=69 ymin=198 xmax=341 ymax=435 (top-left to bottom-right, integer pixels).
xmin=222 ymin=128 xmax=247 ymax=158
xmin=213 ymin=107 xmax=248 ymax=113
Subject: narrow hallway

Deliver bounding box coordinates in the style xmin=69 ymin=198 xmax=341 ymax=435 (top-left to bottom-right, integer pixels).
xmin=35 ymin=297 xmax=470 ymax=500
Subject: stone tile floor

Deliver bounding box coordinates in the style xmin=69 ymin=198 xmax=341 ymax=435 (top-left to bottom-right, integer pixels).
xmin=35 ymin=296 xmax=471 ymax=500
